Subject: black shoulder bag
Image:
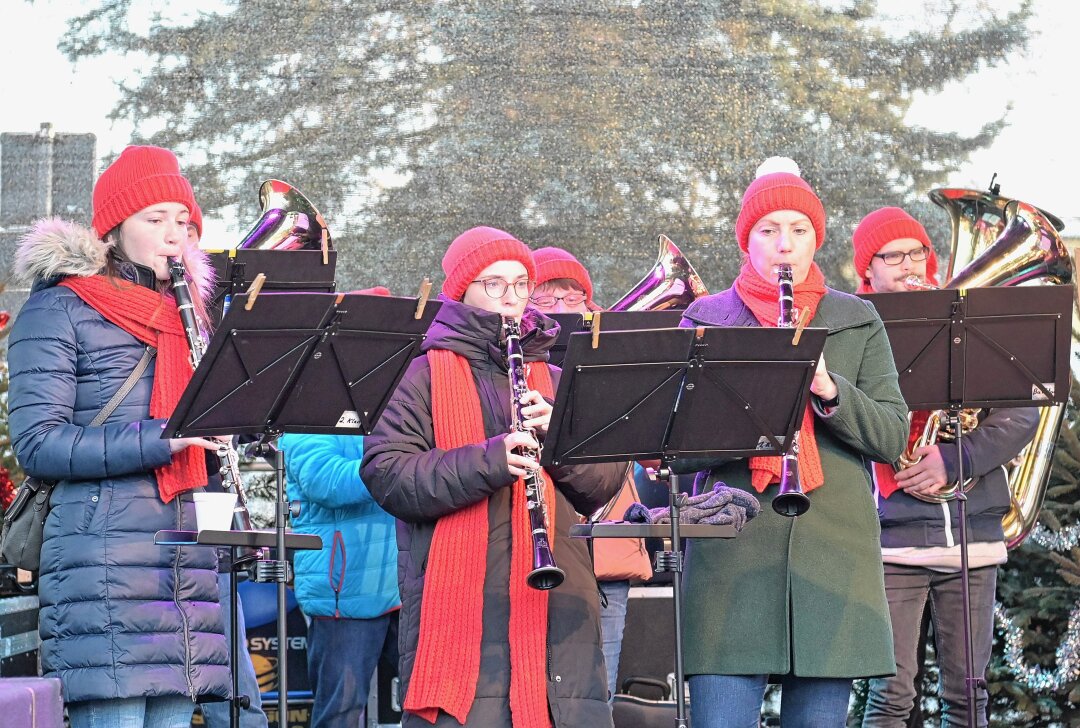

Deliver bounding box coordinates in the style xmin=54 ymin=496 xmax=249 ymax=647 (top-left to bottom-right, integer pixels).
xmin=1 ymin=347 xmax=156 ymax=572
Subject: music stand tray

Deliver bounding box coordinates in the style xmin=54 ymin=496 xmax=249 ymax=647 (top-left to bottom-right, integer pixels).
xmin=161 ymin=290 xmax=441 ymax=728
xmin=542 ymin=324 xmax=826 ymax=728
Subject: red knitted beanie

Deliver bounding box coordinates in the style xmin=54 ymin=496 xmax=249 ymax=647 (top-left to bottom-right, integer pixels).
xmin=533 ymin=246 xmax=594 ymax=303
xmin=852 ymin=207 xmax=938 ymax=285
xmin=92 ymin=146 xmax=196 ymax=238
xmin=735 ymin=172 xmax=826 ymax=252
xmin=441 ymin=226 xmax=536 ymax=301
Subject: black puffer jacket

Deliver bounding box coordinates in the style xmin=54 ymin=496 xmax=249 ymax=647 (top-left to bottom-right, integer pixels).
xmin=360 ymin=299 xmax=624 ymax=728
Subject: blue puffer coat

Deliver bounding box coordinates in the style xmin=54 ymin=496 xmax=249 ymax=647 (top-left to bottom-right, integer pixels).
xmin=7 ymin=219 xmax=229 ymax=705
xmin=279 ymin=434 xmax=399 ymax=619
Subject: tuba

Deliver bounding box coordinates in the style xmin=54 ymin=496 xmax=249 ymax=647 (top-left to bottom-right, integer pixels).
xmin=236 ymin=179 xmax=333 ymax=253
xmin=925 ymin=188 xmax=1072 ymax=547
xmin=609 ymin=235 xmax=709 ymax=311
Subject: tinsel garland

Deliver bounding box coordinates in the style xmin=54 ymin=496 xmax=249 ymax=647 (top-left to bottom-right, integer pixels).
xmin=1030 ymin=522 xmax=1080 ymax=552
xmin=995 ymin=600 xmax=1080 ymax=692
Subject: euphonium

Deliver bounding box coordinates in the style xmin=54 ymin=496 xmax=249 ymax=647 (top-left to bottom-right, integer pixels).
xmin=926 ymin=190 xmax=1073 ymax=545
xmin=608 ymin=235 xmax=709 ymax=311
xmin=235 ymin=179 xmax=332 ymax=253
xmin=503 ymin=318 xmax=565 ymax=590
xmin=169 ymin=257 xmax=262 ymax=567
xmin=771 ymin=264 xmax=811 ymax=517
xmin=896 ymin=275 xmax=980 ymax=503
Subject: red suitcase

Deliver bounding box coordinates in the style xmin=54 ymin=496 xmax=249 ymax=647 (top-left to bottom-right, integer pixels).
xmin=0 ymin=677 xmax=64 ymax=728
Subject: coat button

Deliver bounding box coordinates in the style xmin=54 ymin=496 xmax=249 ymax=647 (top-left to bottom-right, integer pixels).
xmin=91 ymin=495 xmax=99 ymax=502
xmin=554 ymin=675 xmax=562 ymax=683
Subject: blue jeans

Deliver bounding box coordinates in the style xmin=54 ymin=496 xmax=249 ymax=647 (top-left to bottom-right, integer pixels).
xmin=307 ymin=611 xmax=399 ymax=728
xmin=68 ymin=696 xmax=193 ymax=728
xmin=863 ymin=564 xmax=998 ymax=728
xmin=689 ymin=673 xmax=852 ymax=728
xmin=599 ymin=579 xmax=631 ymax=700
xmin=201 ymin=572 xmax=268 ymax=728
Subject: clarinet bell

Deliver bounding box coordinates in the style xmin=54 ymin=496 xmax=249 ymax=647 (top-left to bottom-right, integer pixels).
xmin=771 ymin=455 xmax=810 ymax=517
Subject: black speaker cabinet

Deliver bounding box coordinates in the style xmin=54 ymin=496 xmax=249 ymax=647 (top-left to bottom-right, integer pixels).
xmin=615 ymin=585 xmax=676 ymax=697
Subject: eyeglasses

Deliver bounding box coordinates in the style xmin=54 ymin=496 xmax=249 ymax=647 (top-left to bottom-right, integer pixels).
xmin=530 ymin=292 xmax=588 ymax=309
xmin=471 ymin=277 xmax=535 ymax=299
xmin=873 ymin=246 xmax=930 ymax=266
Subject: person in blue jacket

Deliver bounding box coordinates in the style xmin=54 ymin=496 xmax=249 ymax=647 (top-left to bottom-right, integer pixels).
xmin=280 ymin=432 xmax=400 ymax=728
xmin=8 ymin=145 xmax=230 ymax=728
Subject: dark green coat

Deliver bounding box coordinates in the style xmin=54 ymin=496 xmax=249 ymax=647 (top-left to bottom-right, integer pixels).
xmin=676 ymin=287 xmax=908 ymax=678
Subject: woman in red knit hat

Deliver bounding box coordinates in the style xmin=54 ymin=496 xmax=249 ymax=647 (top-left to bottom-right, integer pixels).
xmin=674 ymin=161 xmax=908 ymax=727
xmin=530 ymin=246 xmax=600 ymax=312
xmin=360 ymin=226 xmax=625 ymax=727
xmin=8 ymin=145 xmax=231 ymax=727
xmin=529 ymin=246 xmax=653 ymax=707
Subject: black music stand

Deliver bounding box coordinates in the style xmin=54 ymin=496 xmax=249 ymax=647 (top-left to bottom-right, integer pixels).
xmin=860 ymin=284 xmax=1072 ymax=728
xmin=543 ymin=324 xmax=827 ymax=728
xmin=544 ymin=310 xmax=684 ymax=367
xmin=206 ymin=248 xmax=338 ymax=327
xmin=159 ymin=290 xmax=442 ymax=728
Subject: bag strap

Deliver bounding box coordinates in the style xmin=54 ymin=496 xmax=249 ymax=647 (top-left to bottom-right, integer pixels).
xmin=89 ymin=346 xmax=156 ymax=427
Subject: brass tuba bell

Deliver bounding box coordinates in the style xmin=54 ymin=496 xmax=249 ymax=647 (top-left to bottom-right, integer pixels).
xmin=236 ymin=179 xmax=333 ymax=255
xmin=926 ymin=187 xmax=1072 ymax=547
xmin=608 ymin=235 xmax=709 ymax=311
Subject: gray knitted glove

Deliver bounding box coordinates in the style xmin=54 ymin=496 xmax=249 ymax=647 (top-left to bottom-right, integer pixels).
xmin=622 ymin=483 xmax=761 ymax=531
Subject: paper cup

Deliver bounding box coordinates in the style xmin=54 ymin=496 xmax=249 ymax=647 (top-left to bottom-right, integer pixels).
xmin=193 ymin=491 xmax=238 ymax=532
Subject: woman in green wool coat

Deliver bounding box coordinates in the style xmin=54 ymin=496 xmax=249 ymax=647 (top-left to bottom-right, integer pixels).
xmin=675 ymin=160 xmax=908 ymax=728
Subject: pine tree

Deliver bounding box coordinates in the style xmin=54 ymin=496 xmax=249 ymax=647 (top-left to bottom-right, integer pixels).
xmin=59 ymin=0 xmax=1030 ymax=296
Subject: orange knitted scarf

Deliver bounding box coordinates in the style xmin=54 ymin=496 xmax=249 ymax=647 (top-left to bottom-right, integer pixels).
xmin=404 ymin=347 xmax=555 ymax=727
xmin=60 ymin=275 xmax=207 ymax=502
xmin=733 ymin=260 xmax=827 ymax=494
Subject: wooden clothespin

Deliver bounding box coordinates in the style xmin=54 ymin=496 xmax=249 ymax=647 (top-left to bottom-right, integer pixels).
xmin=243 ymin=273 xmax=267 ymax=311
xmin=591 ymin=311 xmax=602 ymax=348
xmin=791 ymin=307 xmax=810 ymax=345
xmin=414 ymin=277 xmax=433 ymax=319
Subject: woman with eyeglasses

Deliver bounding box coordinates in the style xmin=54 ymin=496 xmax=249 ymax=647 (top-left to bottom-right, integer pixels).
xmin=360 ymin=226 xmax=625 ymax=727
xmin=529 ymin=246 xmax=654 ymax=708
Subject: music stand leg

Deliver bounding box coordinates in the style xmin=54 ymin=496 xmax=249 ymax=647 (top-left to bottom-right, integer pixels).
xmin=656 ymin=467 xmax=689 ymax=728
xmin=230 ymin=549 xmax=241 ymax=728
xmin=952 ymin=415 xmax=981 ymax=728
xmin=274 ymin=446 xmax=289 ymax=728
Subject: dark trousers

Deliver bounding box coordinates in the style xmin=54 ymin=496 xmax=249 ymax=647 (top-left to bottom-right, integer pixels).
xmin=863 ymin=563 xmax=998 ymax=728
xmin=307 ymin=611 xmax=399 ymax=728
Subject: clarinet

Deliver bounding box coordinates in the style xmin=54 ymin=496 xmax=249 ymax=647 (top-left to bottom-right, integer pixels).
xmin=169 ymin=258 xmax=263 ymax=566
xmin=771 ymin=263 xmax=811 ymax=517
xmin=503 ymin=318 xmax=565 ymax=590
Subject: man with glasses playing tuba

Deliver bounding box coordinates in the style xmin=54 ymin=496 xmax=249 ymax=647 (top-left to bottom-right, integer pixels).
xmin=853 ymin=207 xmax=1039 ymax=728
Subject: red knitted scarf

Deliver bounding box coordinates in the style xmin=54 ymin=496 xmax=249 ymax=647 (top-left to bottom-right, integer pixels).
xmin=873 ymin=410 xmax=932 ymax=498
xmin=733 ymin=260 xmax=827 ymax=494
xmin=404 ymin=347 xmax=555 ymax=727
xmin=60 ymin=275 xmax=206 ymax=502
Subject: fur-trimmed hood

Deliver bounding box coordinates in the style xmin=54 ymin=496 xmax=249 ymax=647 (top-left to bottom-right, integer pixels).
xmin=13 ymin=217 xmax=215 ymax=300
